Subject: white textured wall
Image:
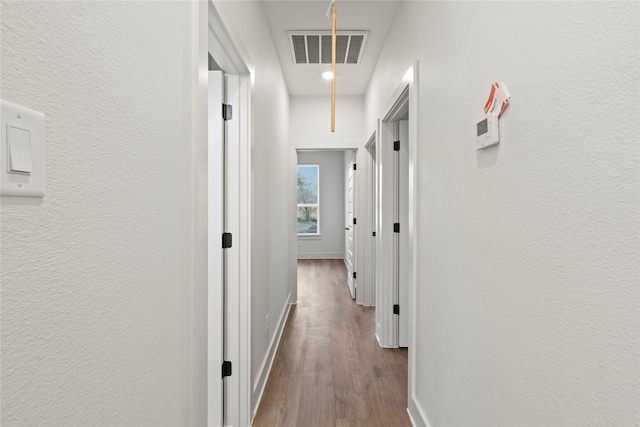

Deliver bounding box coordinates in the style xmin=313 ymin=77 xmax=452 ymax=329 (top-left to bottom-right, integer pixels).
xmin=366 ymin=2 xmax=640 ymax=425
xmin=1 ymin=1 xmax=197 ymax=425
xmin=212 ymin=0 xmax=292 ymax=417
xmin=297 ymin=151 xmax=345 ymax=259
xmin=291 ymin=96 xmax=365 ymax=148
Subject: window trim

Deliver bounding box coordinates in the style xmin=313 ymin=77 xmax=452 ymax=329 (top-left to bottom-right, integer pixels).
xmin=297 ymin=164 xmax=320 ymax=236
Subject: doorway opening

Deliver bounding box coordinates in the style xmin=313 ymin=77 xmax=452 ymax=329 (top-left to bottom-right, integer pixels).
xmin=296 ymin=149 xmax=358 ymax=300
xmin=368 ymin=62 xmax=420 ymax=416
xmin=373 ymin=84 xmax=412 ymax=349
xmin=202 ymin=3 xmax=252 ymax=426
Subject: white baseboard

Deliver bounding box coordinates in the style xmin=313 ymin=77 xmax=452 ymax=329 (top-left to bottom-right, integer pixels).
xmin=375 ymin=332 xmax=397 ymax=349
xmin=408 ymin=395 xmax=431 ymax=427
xmin=297 ymin=252 xmax=344 ymax=259
xmin=251 ymin=293 xmax=292 ymax=420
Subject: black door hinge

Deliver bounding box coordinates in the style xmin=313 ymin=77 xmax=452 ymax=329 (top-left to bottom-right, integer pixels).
xmin=222 ymin=360 xmax=232 ymax=378
xmin=222 ymin=104 xmax=233 ymax=121
xmin=393 ymin=140 xmax=400 ymax=151
xmin=393 ymin=223 xmax=400 ymax=233
xmin=393 ymin=304 xmax=400 ymax=315
xmin=353 ymin=218 xmax=357 ymax=225
xmin=372 ymin=231 xmax=376 ymax=237
xmin=353 ymin=272 xmax=357 ymax=279
xmin=222 ymin=232 xmax=232 ymax=249
xmin=353 ymin=163 xmax=357 ymax=170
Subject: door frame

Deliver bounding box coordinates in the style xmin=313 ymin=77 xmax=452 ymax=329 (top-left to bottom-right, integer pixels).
xmin=294 ymin=148 xmax=361 ymax=300
xmin=194 ymin=2 xmax=252 ymax=426
xmin=374 ymin=61 xmax=420 ymax=415
xmin=376 ymin=86 xmax=408 ymax=348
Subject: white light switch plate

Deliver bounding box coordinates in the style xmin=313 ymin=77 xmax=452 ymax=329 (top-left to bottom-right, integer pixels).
xmin=1 ymin=100 xmax=45 ymax=197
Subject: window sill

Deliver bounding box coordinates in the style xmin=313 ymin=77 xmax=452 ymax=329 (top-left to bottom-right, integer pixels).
xmin=298 ymin=234 xmax=322 ymax=240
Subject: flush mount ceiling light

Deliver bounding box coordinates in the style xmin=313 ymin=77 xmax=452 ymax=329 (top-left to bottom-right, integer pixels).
xmin=322 ymin=71 xmax=334 ymax=80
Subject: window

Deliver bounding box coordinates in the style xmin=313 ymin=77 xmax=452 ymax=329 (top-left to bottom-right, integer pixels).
xmin=297 ymin=165 xmax=319 ymax=234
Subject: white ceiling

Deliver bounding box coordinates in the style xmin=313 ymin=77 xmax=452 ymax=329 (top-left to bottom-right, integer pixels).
xmin=262 ymin=1 xmax=401 ymax=97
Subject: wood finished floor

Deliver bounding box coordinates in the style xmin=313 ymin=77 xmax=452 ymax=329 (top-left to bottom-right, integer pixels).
xmin=252 ymin=259 xmax=410 ymax=427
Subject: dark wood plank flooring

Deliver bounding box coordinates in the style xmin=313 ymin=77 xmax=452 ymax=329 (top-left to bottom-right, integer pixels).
xmin=252 ymin=259 xmax=410 ymax=427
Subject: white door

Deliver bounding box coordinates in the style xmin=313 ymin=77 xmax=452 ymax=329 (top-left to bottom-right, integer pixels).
xmin=346 ymin=152 xmax=356 ymax=299
xmin=208 ymin=70 xmax=225 ymax=426
xmin=398 ymin=120 xmax=409 ymax=348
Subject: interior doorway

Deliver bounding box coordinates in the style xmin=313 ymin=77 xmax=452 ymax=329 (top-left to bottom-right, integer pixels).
xmin=205 ymin=3 xmax=252 ymax=426
xmin=366 ymin=62 xmax=419 ymax=415
xmin=374 ymin=86 xmax=410 ymax=349
xmin=372 ymin=63 xmax=418 ymax=353
xmin=295 ymin=149 xmax=358 ymax=299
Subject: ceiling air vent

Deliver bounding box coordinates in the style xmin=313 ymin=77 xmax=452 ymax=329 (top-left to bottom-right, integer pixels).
xmin=287 ymin=31 xmax=368 ymax=65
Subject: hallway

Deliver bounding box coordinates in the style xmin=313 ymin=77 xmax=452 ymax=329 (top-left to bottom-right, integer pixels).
xmin=253 ymin=259 xmax=411 ymax=427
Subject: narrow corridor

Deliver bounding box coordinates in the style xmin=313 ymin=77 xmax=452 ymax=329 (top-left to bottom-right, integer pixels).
xmin=253 ymin=259 xmax=411 ymax=427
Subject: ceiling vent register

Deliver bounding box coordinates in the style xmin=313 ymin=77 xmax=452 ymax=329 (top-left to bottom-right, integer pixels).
xmin=288 ymin=31 xmax=368 ymax=65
